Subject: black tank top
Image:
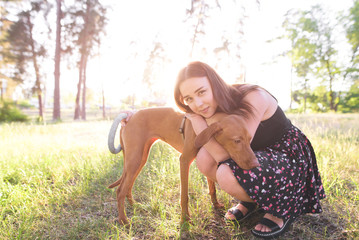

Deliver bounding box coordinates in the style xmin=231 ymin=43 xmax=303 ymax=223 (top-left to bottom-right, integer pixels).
xmin=250 ymin=106 xmax=292 ymax=151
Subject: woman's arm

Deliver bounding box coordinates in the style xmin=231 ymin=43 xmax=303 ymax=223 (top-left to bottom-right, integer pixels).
xmin=186 ymin=113 xmax=230 ymax=163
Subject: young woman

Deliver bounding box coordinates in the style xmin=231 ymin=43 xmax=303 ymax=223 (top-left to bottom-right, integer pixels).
xmin=173 ymin=61 xmax=325 ymax=239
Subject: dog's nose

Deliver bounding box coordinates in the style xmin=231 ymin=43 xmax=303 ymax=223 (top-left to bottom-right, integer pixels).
xmin=250 ymin=158 xmax=260 ymax=168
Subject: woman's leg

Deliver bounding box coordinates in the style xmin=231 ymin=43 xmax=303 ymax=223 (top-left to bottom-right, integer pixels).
xmin=216 ymin=164 xmax=252 ymax=201
xmin=196 ymin=147 xmax=218 ymax=182
xmin=216 ymin=164 xmax=284 ymax=230
xmin=216 ymin=164 xmax=255 ymax=219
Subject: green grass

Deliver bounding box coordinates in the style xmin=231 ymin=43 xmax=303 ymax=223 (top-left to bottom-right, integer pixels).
xmin=0 ymin=113 xmax=358 ymax=239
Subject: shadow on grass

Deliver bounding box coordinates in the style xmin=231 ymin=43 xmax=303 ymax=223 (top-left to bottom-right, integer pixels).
xmin=183 ymin=199 xmax=350 ymax=240
xmin=32 ymin=155 xmax=123 ymax=239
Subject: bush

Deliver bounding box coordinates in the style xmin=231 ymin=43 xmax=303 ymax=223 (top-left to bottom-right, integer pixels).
xmin=17 ymin=100 xmax=35 ymax=109
xmin=0 ymin=100 xmax=29 ymax=123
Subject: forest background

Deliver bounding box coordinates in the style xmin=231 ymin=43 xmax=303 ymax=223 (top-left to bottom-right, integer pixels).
xmin=1 ymin=0 xmax=358 ymax=123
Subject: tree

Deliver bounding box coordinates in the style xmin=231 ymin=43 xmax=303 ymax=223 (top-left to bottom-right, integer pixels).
xmin=68 ymin=0 xmax=107 ymax=120
xmin=186 ymin=0 xmax=209 ymax=58
xmin=185 ymin=0 xmax=222 ymax=58
xmin=53 ymin=0 xmax=62 ymax=121
xmin=339 ymin=80 xmax=359 ymax=112
xmin=1 ymin=1 xmax=51 ymax=120
xmin=346 ymin=0 xmax=359 ymax=69
xmin=142 ymin=41 xmax=168 ymax=99
xmin=185 ymin=1 xmax=252 ymax=83
xmin=283 ymin=5 xmax=342 ymax=112
xmin=343 ymin=0 xmax=359 ymax=112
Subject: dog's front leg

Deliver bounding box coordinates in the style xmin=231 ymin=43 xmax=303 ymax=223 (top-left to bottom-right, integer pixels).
xmin=179 ymin=154 xmax=193 ymax=226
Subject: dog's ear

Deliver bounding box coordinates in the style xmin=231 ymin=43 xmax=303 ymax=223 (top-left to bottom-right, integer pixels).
xmin=195 ymin=122 xmax=222 ymax=148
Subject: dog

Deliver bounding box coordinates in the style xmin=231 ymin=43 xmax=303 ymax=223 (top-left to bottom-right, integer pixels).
xmin=107 ymin=107 xmax=259 ymax=225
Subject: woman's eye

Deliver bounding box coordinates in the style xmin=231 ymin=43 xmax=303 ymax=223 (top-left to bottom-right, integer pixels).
xmin=198 ymin=90 xmax=206 ymax=96
xmin=184 ymin=98 xmax=193 ymax=104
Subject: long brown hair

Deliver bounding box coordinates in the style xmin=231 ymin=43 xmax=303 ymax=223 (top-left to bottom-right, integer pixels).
xmin=174 ymin=61 xmax=261 ymax=119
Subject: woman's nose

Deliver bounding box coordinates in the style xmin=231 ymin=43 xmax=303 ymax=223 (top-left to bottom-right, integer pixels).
xmin=194 ymin=97 xmax=203 ymax=107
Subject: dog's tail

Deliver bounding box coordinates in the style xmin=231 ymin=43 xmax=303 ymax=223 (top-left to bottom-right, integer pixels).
xmin=108 ymin=112 xmax=128 ymax=154
xmin=108 ymin=176 xmax=122 ymax=188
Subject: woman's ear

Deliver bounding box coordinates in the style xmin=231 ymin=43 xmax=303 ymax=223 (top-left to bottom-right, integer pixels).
xmin=194 ymin=122 xmax=222 ymax=148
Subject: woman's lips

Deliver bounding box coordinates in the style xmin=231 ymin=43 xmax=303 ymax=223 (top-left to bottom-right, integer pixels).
xmin=200 ymin=107 xmax=209 ymax=114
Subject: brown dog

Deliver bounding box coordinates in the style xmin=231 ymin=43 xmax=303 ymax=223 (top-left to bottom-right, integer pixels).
xmin=107 ymin=108 xmax=259 ymax=225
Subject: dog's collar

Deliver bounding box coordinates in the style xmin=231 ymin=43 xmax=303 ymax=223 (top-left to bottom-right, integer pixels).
xmin=179 ymin=115 xmax=187 ymax=140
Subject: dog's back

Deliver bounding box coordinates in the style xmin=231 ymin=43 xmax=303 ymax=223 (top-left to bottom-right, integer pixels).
xmin=120 ymin=108 xmax=187 ymax=153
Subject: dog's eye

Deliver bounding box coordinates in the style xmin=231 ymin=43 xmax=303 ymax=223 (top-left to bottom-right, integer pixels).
xmin=234 ymin=139 xmax=241 ymax=144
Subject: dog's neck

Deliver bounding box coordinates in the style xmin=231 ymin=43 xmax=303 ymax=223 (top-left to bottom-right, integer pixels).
xmin=179 ymin=115 xmax=187 ymax=140
xmin=206 ymin=112 xmax=229 ymax=125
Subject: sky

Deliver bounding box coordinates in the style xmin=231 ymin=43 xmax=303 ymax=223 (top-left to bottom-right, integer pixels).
xmin=59 ymin=0 xmax=353 ymax=110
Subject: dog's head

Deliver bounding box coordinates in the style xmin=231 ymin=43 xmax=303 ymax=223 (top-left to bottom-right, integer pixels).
xmin=195 ymin=115 xmax=260 ymax=170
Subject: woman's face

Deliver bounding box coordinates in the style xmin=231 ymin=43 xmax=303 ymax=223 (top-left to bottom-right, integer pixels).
xmin=179 ymin=76 xmax=218 ymax=118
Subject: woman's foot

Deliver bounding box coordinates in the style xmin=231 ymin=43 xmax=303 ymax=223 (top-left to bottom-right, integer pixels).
xmin=224 ymin=201 xmax=257 ymax=221
xmin=252 ymin=213 xmax=295 ymax=239
xmin=254 ymin=213 xmax=283 ymax=232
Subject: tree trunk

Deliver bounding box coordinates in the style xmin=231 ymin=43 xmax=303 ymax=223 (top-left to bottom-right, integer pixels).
xmin=53 ymin=0 xmax=62 ymax=121
xmin=74 ymin=57 xmax=83 ymax=120
xmin=74 ymin=0 xmax=91 ymax=120
xmin=188 ymin=1 xmax=205 ymax=58
xmin=329 ymin=77 xmax=335 ymax=111
xmin=26 ymin=14 xmax=43 ymax=119
xmin=325 ymin=60 xmax=335 ymax=111
xmin=289 ymin=64 xmax=293 ymax=110
xmin=81 ymin=56 xmax=88 ymax=120
xmin=304 ymin=79 xmax=308 ymax=113
xmin=102 ymin=81 xmax=106 ymax=119
xmin=0 ymin=80 xmax=3 ymax=100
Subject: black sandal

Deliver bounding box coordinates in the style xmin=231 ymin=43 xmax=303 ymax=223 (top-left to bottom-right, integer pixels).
xmin=251 ymin=217 xmax=294 ymax=239
xmin=225 ymin=201 xmax=258 ymax=222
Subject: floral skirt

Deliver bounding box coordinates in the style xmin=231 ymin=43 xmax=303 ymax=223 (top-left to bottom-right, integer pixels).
xmin=221 ymin=126 xmax=326 ymax=220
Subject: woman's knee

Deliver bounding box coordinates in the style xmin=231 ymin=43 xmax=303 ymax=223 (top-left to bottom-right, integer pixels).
xmin=216 ymin=165 xmax=251 ymax=201
xmin=216 ymin=165 xmax=235 ymax=193
xmin=196 ymin=148 xmax=217 ymax=179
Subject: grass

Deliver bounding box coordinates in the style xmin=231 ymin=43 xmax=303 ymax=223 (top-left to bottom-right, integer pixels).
xmin=0 ymin=113 xmax=358 ymax=239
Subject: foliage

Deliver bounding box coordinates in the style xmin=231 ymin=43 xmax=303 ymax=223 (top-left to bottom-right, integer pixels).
xmin=67 ymin=0 xmax=108 ymax=120
xmin=1 ymin=1 xmax=49 ymax=84
xmin=338 ymin=80 xmax=359 ymax=112
xmin=290 ymin=83 xmax=359 ymax=113
xmin=346 ymin=0 xmax=359 ymax=67
xmin=282 ymin=2 xmax=359 ymax=113
xmin=0 ymin=100 xmax=28 ymax=122
xmin=16 ymin=99 xmax=34 ymax=109
xmin=283 ymin=5 xmax=344 ymax=112
xmin=0 ymin=0 xmax=52 ymax=119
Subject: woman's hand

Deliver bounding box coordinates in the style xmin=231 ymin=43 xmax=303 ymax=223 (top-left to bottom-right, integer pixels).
xmin=186 ymin=112 xmax=230 ymax=162
xmin=185 ymin=113 xmax=204 ymax=122
xmin=185 ymin=113 xmax=208 ymax=135
xmin=120 ymin=110 xmax=135 ymax=127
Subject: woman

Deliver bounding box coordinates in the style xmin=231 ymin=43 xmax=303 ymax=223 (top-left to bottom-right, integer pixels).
xmin=173 ymin=61 xmax=325 ymax=239
xmin=122 ymin=61 xmax=325 ymax=239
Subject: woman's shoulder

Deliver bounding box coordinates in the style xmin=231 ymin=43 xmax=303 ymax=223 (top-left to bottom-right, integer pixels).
xmin=244 ymin=88 xmax=270 ymax=104
xmin=232 ymin=84 xmax=274 ymax=99
xmin=243 ymin=88 xmax=278 ymax=121
xmin=232 ymin=83 xmax=259 ymax=90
